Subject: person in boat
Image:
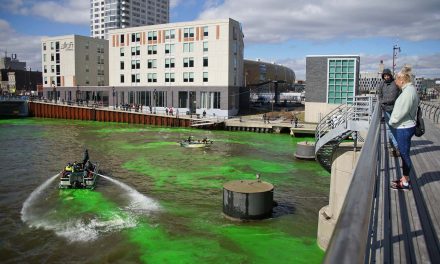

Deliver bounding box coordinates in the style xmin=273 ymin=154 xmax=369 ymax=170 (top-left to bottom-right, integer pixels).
xmin=82 ymin=149 xmax=89 ymax=166
xmin=64 ymin=163 xmax=73 ymax=177
xmin=187 ymin=136 xmax=192 ymax=142
xmin=202 ymin=137 xmax=208 ymax=143
xmin=73 ymin=161 xmax=80 ymax=172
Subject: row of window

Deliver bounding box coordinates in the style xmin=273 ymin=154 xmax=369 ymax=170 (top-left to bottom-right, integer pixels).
xmin=122 ymin=90 xmax=220 ymax=110
xmin=122 ymin=72 xmax=209 ymax=83
xmin=121 ymin=42 xmax=208 ymax=56
xmin=122 ymin=27 xmax=209 ymax=44
xmin=120 ymin=57 xmax=208 ymax=70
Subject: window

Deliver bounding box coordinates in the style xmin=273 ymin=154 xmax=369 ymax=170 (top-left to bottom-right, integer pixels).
xmin=148 ymin=73 xmax=157 ymax=83
xmin=327 ymin=59 xmax=356 ymax=104
xmin=183 ymin=72 xmax=194 ymax=82
xmin=120 ymin=61 xmax=124 ymax=70
xmin=165 ymin=73 xmax=175 ymax=83
xmin=51 ymin=54 xmax=55 ymax=61
xmin=203 ymin=26 xmax=208 ymax=37
xmin=148 ymin=45 xmax=157 ymax=55
xmin=203 ymin=42 xmax=208 ymax=52
xmin=183 ymin=27 xmax=194 ymax=38
xmin=43 ymin=43 xmax=46 ymax=51
xmin=148 ymin=59 xmax=157 ymax=69
xmin=120 ymin=34 xmax=125 ymax=44
xmin=203 ymin=72 xmax=208 ymax=82
xmin=184 ymin=57 xmax=194 ymax=68
xmin=148 ymin=31 xmax=157 ymax=41
xmin=120 ymin=47 xmax=125 ymax=56
xmin=50 ymin=42 xmax=54 ymax=50
xmin=44 ymin=77 xmax=47 ymax=84
xmin=165 ymin=58 xmax=175 ymax=68
xmin=165 ymin=44 xmax=174 ymax=54
xmin=44 ymin=65 xmax=47 ymax=73
xmin=43 ymin=54 xmax=46 ymax=62
xmin=178 ymin=91 xmax=188 ymax=108
xmin=203 ymin=57 xmax=208 ymax=67
xmin=201 ymin=92 xmax=220 ymax=109
xmin=132 ymin=74 xmax=140 ymax=83
xmin=183 ymin=43 xmax=194 ymax=52
xmin=131 ymin=46 xmax=140 ymax=56
xmin=131 ymin=60 xmax=140 ymax=69
xmin=120 ymin=74 xmax=125 ymax=83
xmin=85 ymin=54 xmax=89 ymax=61
xmin=136 ymin=33 xmax=140 ymax=42
xmin=165 ymin=29 xmax=175 ymax=40
xmin=51 ymin=65 xmax=55 ymax=73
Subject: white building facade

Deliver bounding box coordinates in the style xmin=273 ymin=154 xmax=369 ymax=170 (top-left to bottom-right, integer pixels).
xmin=41 ymin=35 xmax=109 ymax=88
xmin=91 ymin=0 xmax=169 ymax=40
xmin=108 ymin=18 xmax=244 ymax=117
xmin=359 ymin=72 xmax=381 ymax=94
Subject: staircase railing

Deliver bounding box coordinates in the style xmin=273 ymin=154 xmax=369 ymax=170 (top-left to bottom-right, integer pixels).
xmin=314 ymin=96 xmax=376 ymax=171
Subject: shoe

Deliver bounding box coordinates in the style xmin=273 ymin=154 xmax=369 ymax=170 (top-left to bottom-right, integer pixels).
xmin=391 ymin=181 xmax=410 ymax=190
xmin=391 ymin=179 xmax=410 ymax=185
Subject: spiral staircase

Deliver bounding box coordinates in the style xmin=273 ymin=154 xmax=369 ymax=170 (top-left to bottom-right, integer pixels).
xmin=315 ymin=96 xmax=376 ymax=172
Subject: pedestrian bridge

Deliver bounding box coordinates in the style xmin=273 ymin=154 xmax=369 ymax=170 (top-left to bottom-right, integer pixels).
xmin=314 ymin=97 xmax=440 ymax=263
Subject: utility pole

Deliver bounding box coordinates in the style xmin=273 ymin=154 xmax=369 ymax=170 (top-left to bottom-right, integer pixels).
xmin=392 ymin=44 xmax=401 ymax=75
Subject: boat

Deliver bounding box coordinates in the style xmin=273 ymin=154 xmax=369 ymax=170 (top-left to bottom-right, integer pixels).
xmin=59 ymin=150 xmax=99 ymax=189
xmin=180 ymin=137 xmax=213 ymax=148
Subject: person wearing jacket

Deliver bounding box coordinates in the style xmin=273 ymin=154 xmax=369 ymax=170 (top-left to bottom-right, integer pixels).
xmin=389 ymin=66 xmax=419 ymax=190
xmin=377 ymin=68 xmax=400 ymax=155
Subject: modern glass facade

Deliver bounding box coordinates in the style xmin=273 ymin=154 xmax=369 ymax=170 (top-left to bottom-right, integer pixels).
xmin=327 ymin=59 xmax=356 ymax=104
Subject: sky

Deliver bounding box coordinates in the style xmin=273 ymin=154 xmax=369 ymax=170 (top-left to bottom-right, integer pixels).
xmin=0 ymin=0 xmax=439 ymax=80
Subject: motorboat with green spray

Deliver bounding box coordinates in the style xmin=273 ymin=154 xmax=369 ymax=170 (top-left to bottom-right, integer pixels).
xmin=59 ymin=149 xmax=99 ymax=189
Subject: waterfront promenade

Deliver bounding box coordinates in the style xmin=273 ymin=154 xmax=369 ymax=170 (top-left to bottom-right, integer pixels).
xmin=369 ymin=117 xmax=440 ymax=263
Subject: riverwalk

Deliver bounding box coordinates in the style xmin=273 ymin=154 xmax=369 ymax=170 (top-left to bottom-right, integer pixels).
xmin=369 ymin=117 xmax=440 ymax=263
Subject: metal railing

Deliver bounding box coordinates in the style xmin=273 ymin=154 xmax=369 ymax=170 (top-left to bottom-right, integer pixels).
xmin=323 ymin=101 xmax=381 ymax=263
xmin=315 ymin=96 xmax=376 ymax=153
xmin=420 ymin=101 xmax=440 ymax=124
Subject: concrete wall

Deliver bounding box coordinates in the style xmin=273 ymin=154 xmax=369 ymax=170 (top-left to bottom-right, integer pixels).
xmin=317 ymin=143 xmax=361 ymax=250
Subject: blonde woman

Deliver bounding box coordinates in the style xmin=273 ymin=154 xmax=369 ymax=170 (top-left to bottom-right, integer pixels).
xmin=389 ymin=66 xmax=419 ymax=190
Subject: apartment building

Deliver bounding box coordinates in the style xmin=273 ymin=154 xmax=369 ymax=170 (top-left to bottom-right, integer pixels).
xmin=359 ymin=72 xmax=381 ymax=94
xmin=41 ymin=35 xmax=108 ymax=88
xmin=91 ymin=0 xmax=169 ymax=40
xmin=305 ymin=55 xmax=360 ymax=123
xmin=108 ymin=18 xmax=244 ymax=117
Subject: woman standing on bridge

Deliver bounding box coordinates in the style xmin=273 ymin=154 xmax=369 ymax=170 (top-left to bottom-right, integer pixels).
xmin=389 ymin=66 xmax=419 ymax=190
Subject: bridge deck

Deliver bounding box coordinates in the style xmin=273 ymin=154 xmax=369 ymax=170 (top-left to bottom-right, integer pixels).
xmin=370 ymin=118 xmax=440 ymax=263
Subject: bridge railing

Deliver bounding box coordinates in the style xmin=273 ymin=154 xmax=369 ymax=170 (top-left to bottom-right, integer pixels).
xmin=420 ymin=101 xmax=440 ymax=124
xmin=323 ymin=101 xmax=381 ymax=264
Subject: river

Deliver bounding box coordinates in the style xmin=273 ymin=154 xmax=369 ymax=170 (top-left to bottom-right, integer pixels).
xmin=0 ymin=118 xmax=329 ymax=263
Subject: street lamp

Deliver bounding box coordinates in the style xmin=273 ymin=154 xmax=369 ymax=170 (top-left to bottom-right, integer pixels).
xmin=112 ymin=86 xmax=115 ymax=110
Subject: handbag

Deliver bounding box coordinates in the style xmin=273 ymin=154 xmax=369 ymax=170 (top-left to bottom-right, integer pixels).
xmin=414 ymin=105 xmax=425 ymax=137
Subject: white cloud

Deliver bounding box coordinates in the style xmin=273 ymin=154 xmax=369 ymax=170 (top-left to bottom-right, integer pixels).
xmin=0 ymin=19 xmax=44 ymax=71
xmin=198 ymin=0 xmax=440 ymax=43
xmin=4 ymin=0 xmax=89 ymax=25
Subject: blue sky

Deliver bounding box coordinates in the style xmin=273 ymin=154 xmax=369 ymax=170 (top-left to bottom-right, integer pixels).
xmin=1 ymin=0 xmax=439 ymax=80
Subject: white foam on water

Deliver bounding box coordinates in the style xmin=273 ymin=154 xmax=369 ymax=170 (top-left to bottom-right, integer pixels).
xmin=21 ymin=173 xmax=60 ymax=223
xmin=29 ymin=213 xmax=138 ymax=243
xmin=96 ymin=173 xmax=160 ymax=213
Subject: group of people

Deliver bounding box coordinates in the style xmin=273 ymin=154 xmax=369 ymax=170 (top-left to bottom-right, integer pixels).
xmin=62 ymin=149 xmax=94 ymax=178
xmin=377 ymin=66 xmax=419 ymax=190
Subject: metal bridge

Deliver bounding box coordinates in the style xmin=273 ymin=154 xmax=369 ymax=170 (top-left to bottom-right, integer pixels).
xmin=314 ymin=97 xmax=440 ymax=263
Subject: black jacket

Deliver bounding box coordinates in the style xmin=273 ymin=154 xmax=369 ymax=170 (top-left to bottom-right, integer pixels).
xmin=377 ymin=80 xmax=400 ymax=113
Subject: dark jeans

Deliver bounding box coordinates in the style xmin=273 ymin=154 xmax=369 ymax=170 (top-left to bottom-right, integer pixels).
xmin=391 ymin=126 xmax=416 ymax=176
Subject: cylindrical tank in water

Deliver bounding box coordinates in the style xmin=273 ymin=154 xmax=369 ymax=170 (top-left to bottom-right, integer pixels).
xmin=294 ymin=141 xmax=316 ymax=160
xmin=223 ymin=180 xmax=274 ymax=220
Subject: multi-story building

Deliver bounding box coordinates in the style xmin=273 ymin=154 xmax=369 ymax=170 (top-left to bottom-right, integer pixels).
xmin=359 ymin=72 xmax=381 ymax=94
xmin=305 ymin=55 xmax=360 ymax=123
xmin=108 ymin=18 xmax=244 ymax=117
xmin=91 ymin=0 xmax=169 ymax=40
xmin=0 ymin=54 xmax=26 ymax=70
xmin=41 ymin=35 xmax=108 ymax=88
